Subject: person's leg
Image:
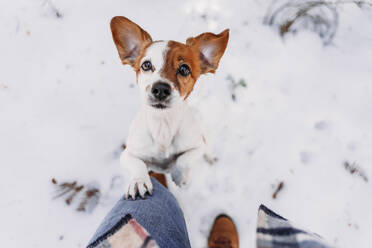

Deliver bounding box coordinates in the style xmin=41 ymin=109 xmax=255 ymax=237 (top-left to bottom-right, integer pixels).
xmin=87 ymin=177 xmax=191 ymax=248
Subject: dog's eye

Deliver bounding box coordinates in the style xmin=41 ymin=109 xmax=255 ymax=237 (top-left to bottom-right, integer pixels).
xmin=178 ymin=64 xmax=191 ymax=77
xmin=141 ymin=61 xmax=152 ymax=71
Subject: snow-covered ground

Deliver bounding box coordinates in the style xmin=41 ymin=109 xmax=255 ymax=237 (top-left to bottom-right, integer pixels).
xmin=1 ymin=0 xmax=372 ymax=247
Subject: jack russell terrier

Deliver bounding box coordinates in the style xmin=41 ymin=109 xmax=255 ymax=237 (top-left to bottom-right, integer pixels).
xmin=110 ymin=16 xmax=229 ymax=199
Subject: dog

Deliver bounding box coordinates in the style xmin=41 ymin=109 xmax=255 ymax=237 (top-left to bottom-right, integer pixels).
xmin=110 ymin=16 xmax=229 ymax=199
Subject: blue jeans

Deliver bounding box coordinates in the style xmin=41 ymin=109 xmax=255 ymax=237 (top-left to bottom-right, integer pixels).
xmin=87 ymin=178 xmax=191 ymax=248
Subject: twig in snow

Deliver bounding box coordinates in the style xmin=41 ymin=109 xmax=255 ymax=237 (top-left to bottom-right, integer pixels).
xmin=53 ymin=181 xmax=78 ymax=199
xmin=272 ymin=181 xmax=284 ymax=199
xmin=264 ymin=0 xmax=371 ymax=45
xmin=65 ymin=185 xmax=84 ymax=205
xmin=77 ymin=188 xmax=100 ymax=212
xmin=52 ymin=179 xmax=101 ymax=212
xmin=344 ymin=161 xmax=368 ymax=182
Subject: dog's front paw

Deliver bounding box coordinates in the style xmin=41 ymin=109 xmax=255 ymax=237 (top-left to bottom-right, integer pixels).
xmin=126 ymin=176 xmax=153 ymax=200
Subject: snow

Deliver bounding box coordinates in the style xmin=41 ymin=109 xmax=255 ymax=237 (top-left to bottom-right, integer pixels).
xmin=1 ymin=0 xmax=372 ymax=247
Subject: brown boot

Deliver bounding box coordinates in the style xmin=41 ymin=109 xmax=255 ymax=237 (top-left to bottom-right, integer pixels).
xmin=149 ymin=171 xmax=167 ymax=189
xmin=208 ymin=214 xmax=239 ymax=248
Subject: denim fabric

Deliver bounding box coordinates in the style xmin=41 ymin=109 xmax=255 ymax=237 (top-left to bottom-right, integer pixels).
xmin=87 ymin=178 xmax=191 ymax=248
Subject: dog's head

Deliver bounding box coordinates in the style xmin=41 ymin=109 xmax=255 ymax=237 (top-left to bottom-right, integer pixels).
xmin=110 ymin=16 xmax=229 ymax=110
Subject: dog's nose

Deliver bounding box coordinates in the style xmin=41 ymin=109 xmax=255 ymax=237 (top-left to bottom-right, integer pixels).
xmin=151 ymin=82 xmax=171 ymax=101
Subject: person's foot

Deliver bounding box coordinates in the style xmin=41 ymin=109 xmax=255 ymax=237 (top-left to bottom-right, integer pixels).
xmin=149 ymin=171 xmax=168 ymax=189
xmin=208 ymin=214 xmax=239 ymax=248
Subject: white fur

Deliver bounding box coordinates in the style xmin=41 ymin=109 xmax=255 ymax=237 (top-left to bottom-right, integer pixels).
xmin=120 ymin=41 xmax=208 ymax=199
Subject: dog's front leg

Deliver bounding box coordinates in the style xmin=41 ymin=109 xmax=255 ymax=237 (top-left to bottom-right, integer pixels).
xmin=171 ymin=147 xmax=203 ymax=186
xmin=120 ymin=150 xmax=152 ymax=199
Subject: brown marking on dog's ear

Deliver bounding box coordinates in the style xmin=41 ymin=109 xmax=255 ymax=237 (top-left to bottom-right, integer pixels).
xmin=110 ymin=16 xmax=152 ymax=67
xmin=161 ymin=41 xmax=201 ymax=98
xmin=186 ymin=29 xmax=229 ymax=74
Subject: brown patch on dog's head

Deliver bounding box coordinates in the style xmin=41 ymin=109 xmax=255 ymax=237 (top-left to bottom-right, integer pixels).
xmin=161 ymin=30 xmax=229 ymax=98
xmin=161 ymin=41 xmax=201 ymax=98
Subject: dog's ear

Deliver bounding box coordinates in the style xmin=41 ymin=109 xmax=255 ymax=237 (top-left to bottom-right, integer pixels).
xmin=110 ymin=16 xmax=152 ymax=66
xmin=186 ymin=29 xmax=229 ymax=74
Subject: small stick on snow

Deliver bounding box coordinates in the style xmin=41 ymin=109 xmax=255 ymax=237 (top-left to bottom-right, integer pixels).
xmin=272 ymin=181 xmax=284 ymax=199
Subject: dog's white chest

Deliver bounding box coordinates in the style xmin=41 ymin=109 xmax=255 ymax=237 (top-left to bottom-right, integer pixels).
xmin=126 ymin=105 xmax=204 ymax=172
xmin=148 ymin=116 xmax=175 ymax=152
xmin=143 ymin=110 xmax=181 ymax=170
